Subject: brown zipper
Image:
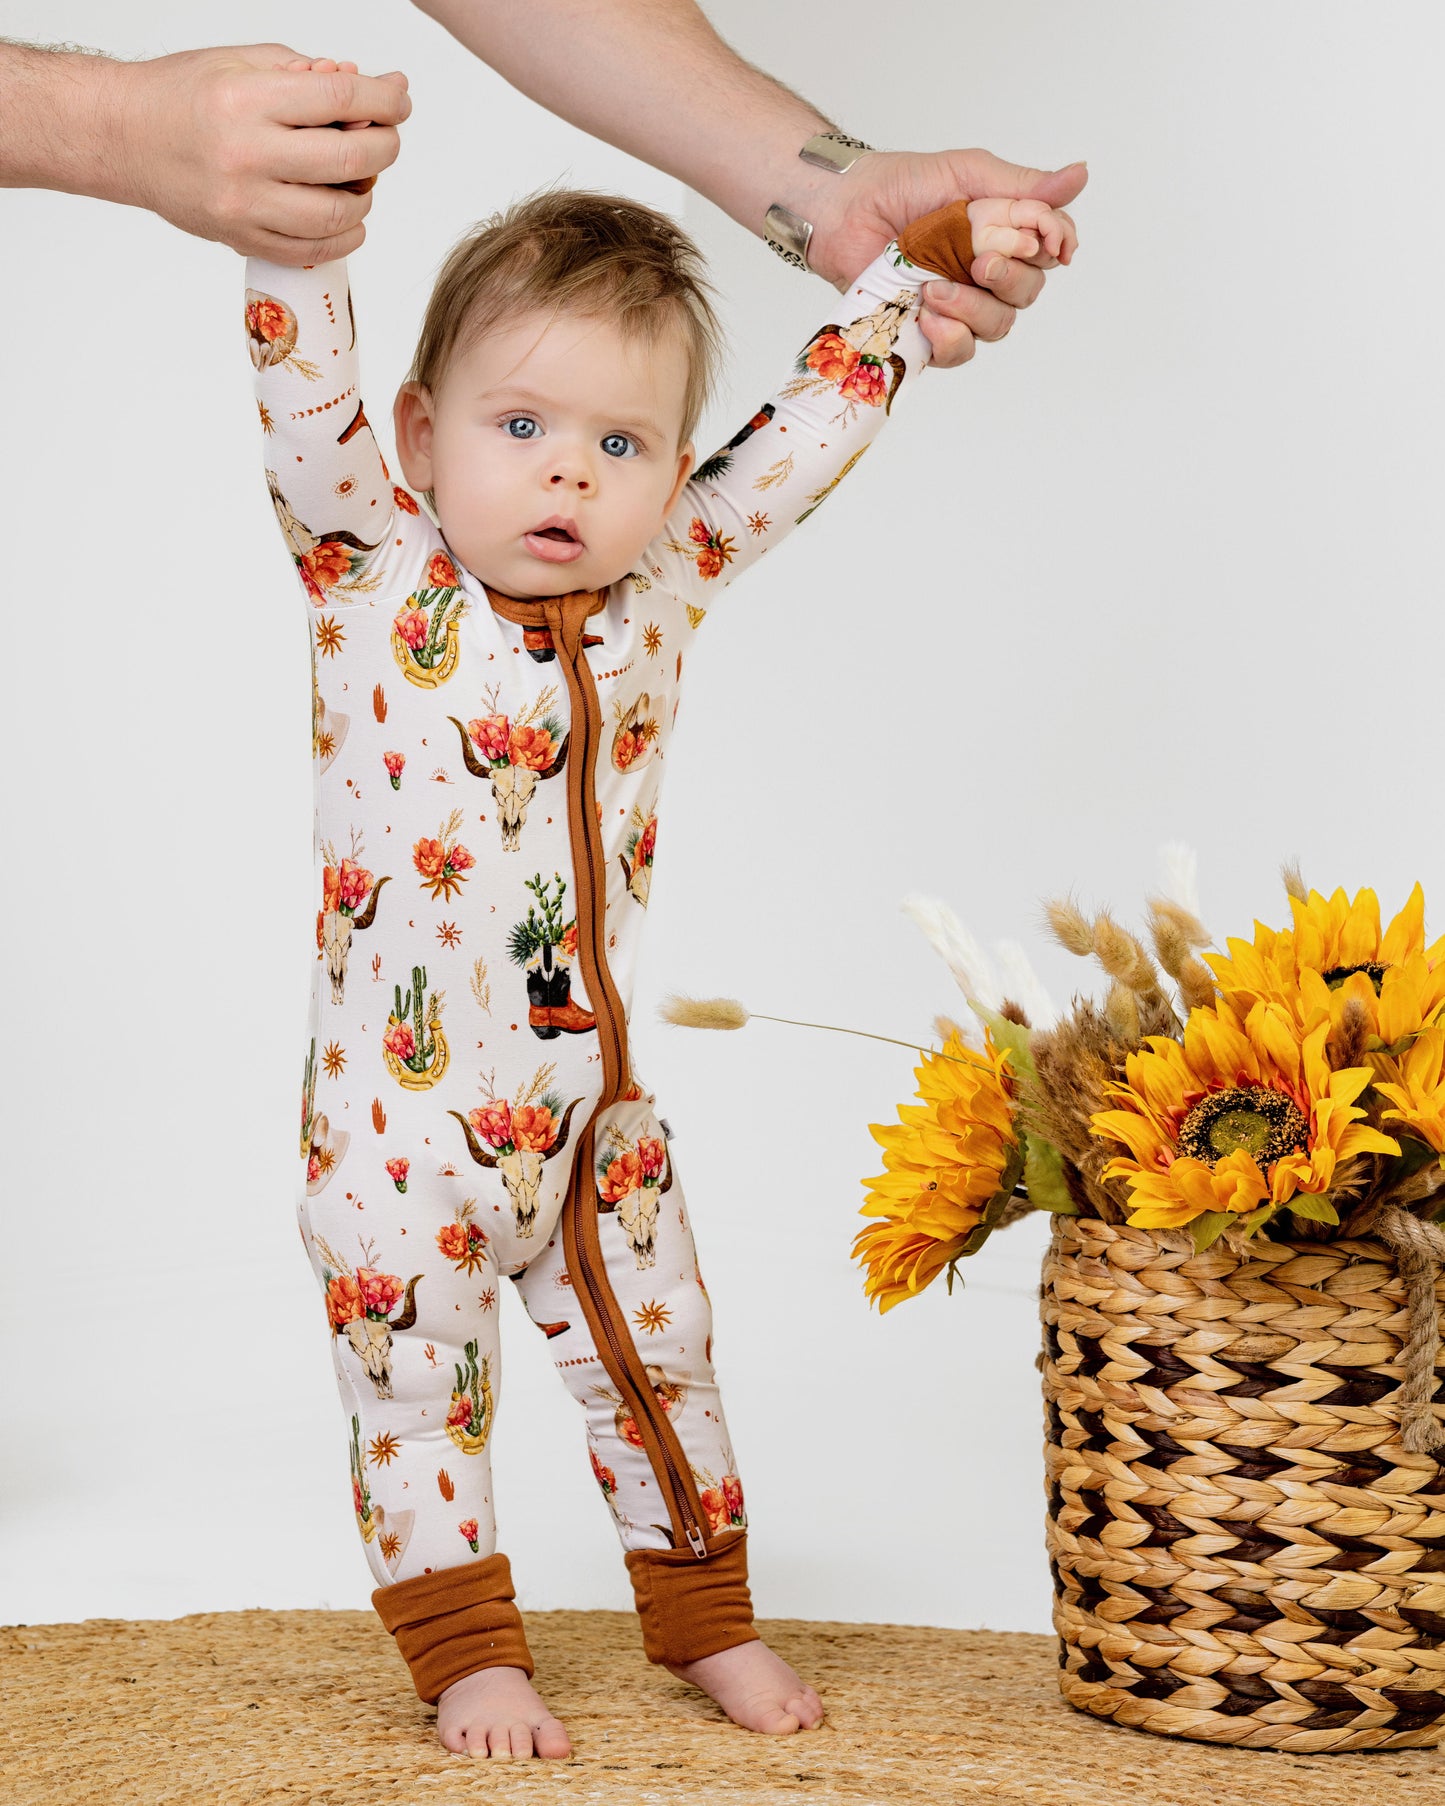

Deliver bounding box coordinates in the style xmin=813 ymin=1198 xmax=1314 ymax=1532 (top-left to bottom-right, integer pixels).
xmin=487 ymin=584 xmax=711 ymax=1558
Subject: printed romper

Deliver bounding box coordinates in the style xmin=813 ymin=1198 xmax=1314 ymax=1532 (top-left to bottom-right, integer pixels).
xmin=243 ymin=200 xmax=975 ymax=1703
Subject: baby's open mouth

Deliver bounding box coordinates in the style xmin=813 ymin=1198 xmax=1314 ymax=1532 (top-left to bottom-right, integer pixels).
xmin=524 ymin=518 xmax=586 ymax=563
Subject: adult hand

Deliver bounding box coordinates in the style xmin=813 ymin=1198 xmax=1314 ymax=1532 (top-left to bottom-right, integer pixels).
xmin=112 ymin=45 xmax=411 ymax=263
xmin=807 ymin=150 xmax=1087 ymax=368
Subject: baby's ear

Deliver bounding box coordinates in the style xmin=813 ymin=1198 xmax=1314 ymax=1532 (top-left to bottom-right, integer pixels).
xmin=393 ymin=381 xmax=435 ymax=493
xmin=665 ymin=441 xmax=695 ymax=515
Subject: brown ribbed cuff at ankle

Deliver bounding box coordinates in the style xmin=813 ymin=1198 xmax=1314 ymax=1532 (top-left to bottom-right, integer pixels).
xmin=372 ymin=1553 xmax=534 ymax=1703
xmin=624 ymin=1529 xmax=759 ymax=1665
xmin=896 ymin=197 xmax=976 ymax=286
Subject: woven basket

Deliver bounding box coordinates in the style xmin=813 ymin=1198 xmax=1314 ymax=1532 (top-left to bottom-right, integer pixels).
xmin=1041 ymin=1215 xmax=1445 ymax=1751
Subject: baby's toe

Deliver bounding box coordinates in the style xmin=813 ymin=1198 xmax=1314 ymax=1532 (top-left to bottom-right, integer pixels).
xmin=534 ymin=1715 xmax=573 ymax=1760
xmin=757 ymin=1703 xmax=802 ymax=1735
xmin=508 ymin=1721 xmax=535 ymax=1760
xmin=794 ymin=1687 xmax=826 ymax=1729
xmin=438 ymin=1719 xmax=470 ymax=1754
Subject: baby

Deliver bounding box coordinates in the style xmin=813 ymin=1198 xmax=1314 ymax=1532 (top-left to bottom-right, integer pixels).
xmin=244 ymin=56 xmax=1074 ymax=1762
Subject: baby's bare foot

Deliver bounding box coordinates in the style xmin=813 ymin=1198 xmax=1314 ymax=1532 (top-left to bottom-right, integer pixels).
xmin=665 ymin=1636 xmax=825 ymax=1734
xmin=436 ymin=1665 xmax=571 ymax=1760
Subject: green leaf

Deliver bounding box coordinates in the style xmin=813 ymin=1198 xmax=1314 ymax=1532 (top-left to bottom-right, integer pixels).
xmin=968 ymin=1003 xmax=1037 ymax=1081
xmin=1023 ymin=1135 xmax=1078 ymax=1215
xmin=1285 ymin=1192 xmax=1340 ymax=1226
xmin=1189 ymin=1212 xmax=1235 ymax=1252
xmin=957 ymin=1173 xmax=1024 ymax=1259
xmin=1387 ymin=1138 xmax=1440 ymax=1186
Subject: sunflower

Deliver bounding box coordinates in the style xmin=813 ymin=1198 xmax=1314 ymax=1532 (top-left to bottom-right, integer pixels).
xmin=1089 ymin=998 xmax=1398 ymax=1232
xmin=1375 ymin=1021 xmax=1445 ymax=1163
xmin=854 ymin=1030 xmax=1019 ymax=1311
xmin=1206 ymin=884 xmax=1445 ymax=1051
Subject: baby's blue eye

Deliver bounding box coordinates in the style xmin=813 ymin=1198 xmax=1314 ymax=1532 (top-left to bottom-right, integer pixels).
xmin=601 ymin=433 xmax=637 ymax=459
xmin=505 ymin=416 xmax=540 ymax=439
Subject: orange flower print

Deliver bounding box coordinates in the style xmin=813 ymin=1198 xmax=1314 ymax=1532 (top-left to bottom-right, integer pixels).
xmin=469 ymin=1100 xmax=514 ymax=1150
xmin=384 ymin=1156 xmax=409 ymax=1192
xmin=426 ymin=552 xmax=459 ymax=589
xmin=394 ymin=605 xmax=430 ymax=650
xmin=467 ymin=715 xmax=511 ymax=764
xmin=383 ymin=751 xmax=405 ymax=790
xmin=806 ymin=330 xmax=860 ymax=384
xmin=459 ymin=1517 xmax=480 ymax=1553
xmin=298 ymin=540 xmax=354 ymax=602
xmin=618 ymin=1409 xmax=644 ymax=1450
xmin=246 ymin=295 xmax=290 ymax=347
xmin=336 ymin=857 xmax=373 ymax=913
xmin=413 ymin=833 xmax=474 ymax=902
xmin=590 ymin=1449 xmax=618 ymax=1496
xmin=509 ymin=723 xmax=557 ymax=771
xmin=722 ymin=1474 xmax=744 ymax=1521
xmin=357 ymin=1268 xmax=403 ymax=1318
xmin=637 ymin=1136 xmax=666 ymax=1181
xmin=326 ymin=1273 xmax=363 ymax=1330
xmin=382 ymin=1020 xmax=416 ymax=1062
xmin=322 ymin=866 xmax=342 ymax=915
xmin=638 ymin=819 xmax=656 ymax=865
xmin=510 ymin=1104 xmax=557 ymax=1153
xmin=393 ymin=485 xmax=420 ymax=515
xmin=447 ymin=1394 xmax=474 ymax=1431
xmin=560 ymin=922 xmax=579 ymax=961
xmin=839 ymin=359 xmax=887 ymax=407
xmin=614 ymin=728 xmax=645 ymax=771
xmin=684 ymin=517 xmax=735 ymax=583
xmin=600 ymin=1149 xmax=644 ymax=1204
xmin=700 ymin=1475 xmax=745 ymax=1533
xmin=437 ymin=1220 xmax=489 ymax=1275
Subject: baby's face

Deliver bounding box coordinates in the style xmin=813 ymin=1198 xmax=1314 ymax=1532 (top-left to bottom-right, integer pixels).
xmin=395 ymin=308 xmax=695 ymax=598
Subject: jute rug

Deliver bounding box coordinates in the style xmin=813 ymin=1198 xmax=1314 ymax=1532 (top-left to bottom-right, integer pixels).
xmin=5 ymin=1608 xmax=1443 ymax=1805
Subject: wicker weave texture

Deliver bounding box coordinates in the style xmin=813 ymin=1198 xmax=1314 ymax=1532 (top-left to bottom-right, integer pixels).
xmin=1042 ymin=1216 xmax=1445 ymax=1751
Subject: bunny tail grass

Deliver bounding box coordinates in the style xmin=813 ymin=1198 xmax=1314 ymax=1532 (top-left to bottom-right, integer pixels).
xmin=658 ymin=993 xmax=750 ymax=1029
xmin=657 ymin=992 xmax=987 ymax=1068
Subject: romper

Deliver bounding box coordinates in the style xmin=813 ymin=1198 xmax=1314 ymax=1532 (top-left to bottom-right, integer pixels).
xmin=243 ymin=199 xmax=974 ymax=1702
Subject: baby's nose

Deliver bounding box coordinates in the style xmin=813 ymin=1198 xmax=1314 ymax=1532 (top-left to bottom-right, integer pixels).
xmin=550 ymin=470 xmax=591 ymax=491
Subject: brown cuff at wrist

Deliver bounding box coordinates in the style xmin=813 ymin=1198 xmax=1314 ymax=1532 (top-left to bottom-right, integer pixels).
xmin=624 ymin=1529 xmax=759 ymax=1665
xmin=896 ymin=198 xmax=976 ymax=286
xmin=372 ymin=1552 xmax=534 ymax=1703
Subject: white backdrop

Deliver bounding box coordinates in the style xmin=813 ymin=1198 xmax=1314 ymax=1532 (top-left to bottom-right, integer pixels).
xmin=3 ymin=0 xmax=1442 ymax=1636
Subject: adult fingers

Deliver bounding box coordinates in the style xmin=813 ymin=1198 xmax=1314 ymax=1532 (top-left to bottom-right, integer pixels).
xmin=243 ymin=221 xmax=369 ymax=266
xmin=269 ymin=121 xmax=402 ymax=188
xmin=259 ymin=178 xmax=375 ymax=245
xmin=918 ymin=306 xmax=978 ymax=370
xmin=970 ymin=256 xmax=1047 ymax=311
xmin=952 ymin=153 xmax=1089 ymax=211
xmin=921 ymin=277 xmax=1021 ymax=345
xmin=263 ymin=66 xmax=411 ymax=126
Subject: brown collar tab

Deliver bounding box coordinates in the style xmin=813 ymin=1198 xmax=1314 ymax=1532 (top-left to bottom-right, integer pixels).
xmin=483 ymin=584 xmax=608 ymax=629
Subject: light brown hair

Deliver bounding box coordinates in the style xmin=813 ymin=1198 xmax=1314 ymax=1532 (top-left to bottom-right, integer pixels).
xmin=408 ymin=186 xmax=724 ymax=449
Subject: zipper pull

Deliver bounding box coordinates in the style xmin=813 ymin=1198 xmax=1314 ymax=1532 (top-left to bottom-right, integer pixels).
xmin=685 ymin=1518 xmax=708 ymax=1559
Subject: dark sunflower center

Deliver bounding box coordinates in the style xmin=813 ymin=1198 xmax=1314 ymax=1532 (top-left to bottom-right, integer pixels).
xmin=1320 ymin=961 xmax=1389 ymax=992
xmin=1177 ymin=1085 xmax=1310 ymax=1168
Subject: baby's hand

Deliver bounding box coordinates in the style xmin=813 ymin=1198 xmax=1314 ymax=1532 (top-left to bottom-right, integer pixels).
xmin=275 ymin=55 xmax=388 ymax=191
xmin=966 ymin=197 xmax=1077 ymax=274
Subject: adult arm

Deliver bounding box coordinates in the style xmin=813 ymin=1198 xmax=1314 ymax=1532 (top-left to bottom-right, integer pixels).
xmin=0 ymin=39 xmax=410 ymax=262
xmin=411 ymin=0 xmax=1085 ymax=366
